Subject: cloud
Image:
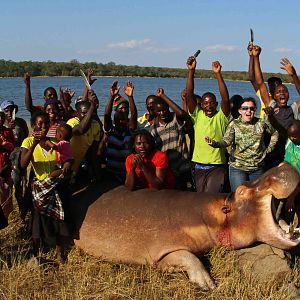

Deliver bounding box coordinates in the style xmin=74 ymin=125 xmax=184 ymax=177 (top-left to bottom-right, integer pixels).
xmin=77 ymin=39 xmax=181 ymax=56
xmin=107 ymin=39 xmax=151 ymax=49
xmin=205 ymin=44 xmax=240 ymax=53
xmin=273 ymin=48 xmax=292 ymax=53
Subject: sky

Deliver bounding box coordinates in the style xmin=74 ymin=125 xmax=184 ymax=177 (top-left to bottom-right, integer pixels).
xmin=1 ymin=0 xmax=300 ymax=73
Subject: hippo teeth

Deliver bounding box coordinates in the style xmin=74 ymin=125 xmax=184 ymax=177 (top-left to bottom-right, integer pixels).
xmin=278 ymin=219 xmax=289 ymax=233
xmin=288 ymin=214 xmax=299 ymax=238
xmin=288 ymin=223 xmax=295 ymax=238
xmin=278 ymin=217 xmax=300 ymax=239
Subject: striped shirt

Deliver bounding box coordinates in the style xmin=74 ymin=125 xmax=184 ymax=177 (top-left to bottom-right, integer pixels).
xmin=105 ymin=127 xmax=132 ymax=178
xmin=150 ymin=113 xmax=189 ymax=176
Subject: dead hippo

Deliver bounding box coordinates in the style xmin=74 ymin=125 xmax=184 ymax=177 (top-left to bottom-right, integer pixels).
xmin=75 ymin=162 xmax=300 ymax=290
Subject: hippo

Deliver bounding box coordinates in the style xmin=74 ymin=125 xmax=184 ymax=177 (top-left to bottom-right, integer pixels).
xmin=75 ymin=162 xmax=300 ymax=290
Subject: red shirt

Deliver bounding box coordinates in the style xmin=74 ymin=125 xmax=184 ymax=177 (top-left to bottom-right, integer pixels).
xmin=125 ymin=150 xmax=175 ymax=189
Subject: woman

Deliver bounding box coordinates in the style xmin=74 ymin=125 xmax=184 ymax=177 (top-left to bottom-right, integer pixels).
xmin=44 ymin=99 xmax=65 ymax=141
xmin=20 ymin=111 xmax=71 ymax=262
xmin=205 ymin=97 xmax=279 ymax=191
xmin=0 ymin=110 xmax=15 ymax=226
xmin=125 ymin=129 xmax=175 ymax=190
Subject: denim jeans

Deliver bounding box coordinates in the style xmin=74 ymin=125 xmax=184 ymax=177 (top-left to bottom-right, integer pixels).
xmin=229 ymin=165 xmax=264 ymax=192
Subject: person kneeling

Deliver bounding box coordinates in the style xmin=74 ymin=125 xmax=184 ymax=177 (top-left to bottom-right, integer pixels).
xmin=125 ymin=130 xmax=175 ymax=190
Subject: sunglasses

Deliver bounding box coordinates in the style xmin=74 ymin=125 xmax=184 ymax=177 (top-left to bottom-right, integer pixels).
xmin=241 ymin=106 xmax=256 ymax=111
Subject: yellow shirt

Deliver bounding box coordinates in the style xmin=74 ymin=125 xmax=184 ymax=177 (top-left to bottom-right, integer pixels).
xmin=190 ymin=107 xmax=229 ymax=164
xmin=256 ymin=90 xmax=265 ymax=119
xmin=21 ymin=137 xmax=57 ymax=180
xmin=256 ymin=90 xmax=272 ymax=119
xmin=67 ymin=117 xmax=101 ymax=172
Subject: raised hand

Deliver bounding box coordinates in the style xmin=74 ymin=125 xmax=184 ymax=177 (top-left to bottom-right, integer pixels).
xmin=156 ymin=87 xmax=165 ymax=98
xmin=247 ymin=42 xmax=254 ymax=56
xmin=87 ymin=68 xmax=97 ymax=85
xmin=212 ymin=61 xmax=222 ymax=74
xmin=32 ymin=130 xmax=43 ymax=143
xmin=280 ymin=58 xmax=296 ymax=76
xmin=23 ymin=73 xmax=30 ymax=86
xmin=186 ymin=56 xmax=197 ymax=70
xmin=123 ymin=81 xmax=134 ymax=97
xmin=87 ymin=89 xmax=98 ymax=107
xmin=252 ymin=45 xmax=261 ymax=57
xmin=110 ymin=80 xmax=120 ymax=97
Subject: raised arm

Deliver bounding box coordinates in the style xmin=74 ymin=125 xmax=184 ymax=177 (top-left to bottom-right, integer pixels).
xmin=72 ymin=90 xmax=97 ymax=135
xmin=82 ymin=69 xmax=97 ymax=101
xmin=23 ymin=73 xmax=34 ymax=113
xmin=248 ymin=43 xmax=259 ymax=91
xmin=280 ymin=58 xmax=300 ymax=96
xmin=185 ymin=56 xmax=198 ymax=113
xmin=253 ymin=45 xmax=270 ymax=106
xmin=156 ymin=88 xmax=186 ymax=121
xmin=104 ymin=81 xmax=120 ymax=131
xmin=212 ymin=61 xmax=230 ymax=116
xmin=123 ymin=81 xmax=137 ymax=130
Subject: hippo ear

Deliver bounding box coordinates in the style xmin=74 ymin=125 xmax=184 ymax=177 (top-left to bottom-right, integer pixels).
xmin=235 ymin=185 xmax=246 ymax=195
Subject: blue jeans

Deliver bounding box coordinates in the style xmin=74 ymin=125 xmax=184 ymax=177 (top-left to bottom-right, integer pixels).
xmin=229 ymin=165 xmax=264 ymax=192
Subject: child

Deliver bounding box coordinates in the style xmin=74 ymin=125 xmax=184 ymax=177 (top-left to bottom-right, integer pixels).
xmin=45 ymin=123 xmax=74 ymax=178
xmin=284 ymin=120 xmax=300 ymax=173
xmin=277 ymin=120 xmax=300 ymax=224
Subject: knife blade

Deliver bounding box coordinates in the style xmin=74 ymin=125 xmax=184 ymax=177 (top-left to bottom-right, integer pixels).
xmin=194 ymin=50 xmax=201 ymax=58
xmin=250 ymin=28 xmax=254 ymax=43
xmin=79 ymin=69 xmax=92 ymax=91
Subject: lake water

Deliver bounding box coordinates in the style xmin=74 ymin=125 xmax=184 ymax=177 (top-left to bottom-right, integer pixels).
xmin=0 ymin=76 xmax=298 ymax=120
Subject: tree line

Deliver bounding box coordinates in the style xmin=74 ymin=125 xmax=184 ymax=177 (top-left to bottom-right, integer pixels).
xmin=0 ymin=59 xmax=291 ymax=83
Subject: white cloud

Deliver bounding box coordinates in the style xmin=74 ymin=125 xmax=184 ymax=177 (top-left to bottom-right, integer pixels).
xmin=205 ymin=44 xmax=240 ymax=53
xmin=77 ymin=39 xmax=181 ymax=56
xmin=273 ymin=48 xmax=292 ymax=53
xmin=107 ymin=39 xmax=151 ymax=49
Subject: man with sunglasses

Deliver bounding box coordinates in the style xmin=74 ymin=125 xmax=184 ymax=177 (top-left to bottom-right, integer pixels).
xmin=205 ymin=97 xmax=278 ymax=192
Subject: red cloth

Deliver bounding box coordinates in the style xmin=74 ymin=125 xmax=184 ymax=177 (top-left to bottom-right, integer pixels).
xmin=125 ymin=150 xmax=175 ymax=189
xmin=0 ymin=127 xmax=15 ymax=171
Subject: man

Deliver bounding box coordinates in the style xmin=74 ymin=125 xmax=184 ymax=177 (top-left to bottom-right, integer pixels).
xmin=186 ymin=56 xmax=230 ymax=193
xmin=150 ymin=88 xmax=191 ymax=189
xmin=67 ymin=90 xmax=101 ymax=181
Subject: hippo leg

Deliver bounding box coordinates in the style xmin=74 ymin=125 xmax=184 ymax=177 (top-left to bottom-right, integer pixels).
xmin=157 ymin=250 xmax=216 ymax=290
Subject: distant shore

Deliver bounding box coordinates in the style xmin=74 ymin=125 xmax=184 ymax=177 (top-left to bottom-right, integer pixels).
xmin=0 ymin=59 xmax=293 ymax=83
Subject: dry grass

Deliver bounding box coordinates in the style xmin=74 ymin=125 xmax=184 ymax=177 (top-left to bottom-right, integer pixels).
xmin=1 ymin=208 xmax=300 ymax=300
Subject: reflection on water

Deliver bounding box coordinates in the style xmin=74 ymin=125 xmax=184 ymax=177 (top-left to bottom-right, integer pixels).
xmin=0 ymin=76 xmax=297 ymax=120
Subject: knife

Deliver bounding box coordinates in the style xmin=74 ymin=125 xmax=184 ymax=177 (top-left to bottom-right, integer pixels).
xmin=194 ymin=50 xmax=201 ymax=58
xmin=250 ymin=28 xmax=254 ymax=43
xmin=79 ymin=69 xmax=92 ymax=91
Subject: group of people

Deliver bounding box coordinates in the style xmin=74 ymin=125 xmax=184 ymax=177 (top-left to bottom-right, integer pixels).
xmin=0 ymin=43 xmax=300 ymax=262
